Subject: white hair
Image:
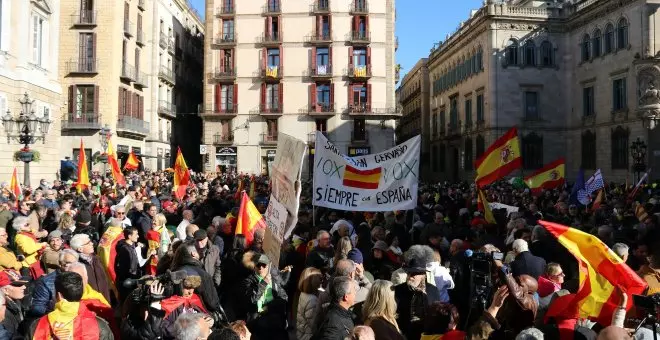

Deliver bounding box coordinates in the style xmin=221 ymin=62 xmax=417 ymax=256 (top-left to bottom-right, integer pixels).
xmin=211 ymin=216 xmax=224 ymax=227
xmin=11 ymin=216 xmax=28 ymax=232
xmin=512 ymin=239 xmax=529 ymax=253
xmin=59 ymin=249 xmax=80 ymax=262
xmin=515 ymin=327 xmax=544 ymax=339
xmin=173 ymin=313 xmax=207 ymax=340
xmin=0 ymin=290 xmax=5 ymax=307
xmin=65 ymin=262 xmax=88 ymax=282
xmin=611 ymin=243 xmax=629 ymax=259
xmin=69 ymin=234 xmax=91 ymax=252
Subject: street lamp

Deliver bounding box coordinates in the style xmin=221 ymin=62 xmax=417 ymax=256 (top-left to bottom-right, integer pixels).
xmin=1 ymin=93 xmax=51 ymax=188
xmin=630 ymin=137 xmax=647 ymax=183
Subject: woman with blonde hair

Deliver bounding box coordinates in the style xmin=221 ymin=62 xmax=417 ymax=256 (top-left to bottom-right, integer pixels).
xmin=146 ymin=213 xmax=171 ymax=275
xmin=296 ymin=267 xmax=323 ymax=340
xmin=57 ymin=212 xmax=76 ymax=243
xmin=333 ymin=236 xmax=353 ymax=268
xmin=362 ymin=280 xmax=404 ymax=340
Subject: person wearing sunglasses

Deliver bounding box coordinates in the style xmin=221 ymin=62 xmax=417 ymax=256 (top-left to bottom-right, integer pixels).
xmin=537 ymin=263 xmax=565 ymax=299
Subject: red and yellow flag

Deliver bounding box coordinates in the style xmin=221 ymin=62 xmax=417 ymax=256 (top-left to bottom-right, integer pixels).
xmin=477 ymin=189 xmax=496 ymax=224
xmin=235 ymin=191 xmax=267 ymax=246
xmin=343 ymin=165 xmax=382 ymax=189
xmin=106 ymin=140 xmax=126 ymax=186
xmin=75 ymin=140 xmax=90 ymax=194
xmin=591 ymin=190 xmax=604 ymax=212
xmin=474 ymin=127 xmax=521 ymax=187
xmin=96 ymin=225 xmax=124 ymax=299
xmin=539 ymin=220 xmax=647 ymax=326
xmin=10 ymin=168 xmax=20 ymax=206
xmin=173 ymin=147 xmax=190 ymax=199
xmin=524 ymin=158 xmax=565 ymax=195
xmin=123 ymin=151 xmax=140 ymax=171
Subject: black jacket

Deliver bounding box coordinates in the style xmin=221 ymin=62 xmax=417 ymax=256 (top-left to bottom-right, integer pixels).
xmin=171 ymin=256 xmax=221 ymax=312
xmin=1 ymin=299 xmax=23 ymax=339
xmin=395 ymin=283 xmax=440 ymax=340
xmin=312 ymin=304 xmax=354 ymax=340
xmin=115 ymin=240 xmax=142 ymax=299
xmin=510 ymin=251 xmax=547 ymax=280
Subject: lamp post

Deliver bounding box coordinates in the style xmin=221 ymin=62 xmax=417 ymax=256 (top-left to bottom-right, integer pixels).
xmin=1 ymin=93 xmax=51 ymax=188
xmin=630 ymin=137 xmax=647 ymax=183
xmin=98 ymin=125 xmax=112 ymax=175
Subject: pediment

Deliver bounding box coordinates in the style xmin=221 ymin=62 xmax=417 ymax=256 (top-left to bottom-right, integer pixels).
xmin=31 ymin=0 xmax=52 ymax=15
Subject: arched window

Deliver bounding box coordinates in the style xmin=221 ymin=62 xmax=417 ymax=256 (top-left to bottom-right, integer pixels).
xmin=581 ymin=130 xmax=596 ymax=169
xmin=592 ymin=29 xmax=602 ymax=58
xmin=617 ymin=18 xmax=628 ymax=50
xmin=524 ymin=40 xmax=536 ymax=66
xmin=581 ymin=34 xmax=591 ymax=62
xmin=522 ymin=133 xmax=543 ymax=169
xmin=506 ymin=39 xmax=519 ymax=66
xmin=540 ymin=41 xmax=553 ymax=67
xmin=604 ymin=24 xmax=614 ymax=54
xmin=611 ymin=126 xmax=629 ymax=169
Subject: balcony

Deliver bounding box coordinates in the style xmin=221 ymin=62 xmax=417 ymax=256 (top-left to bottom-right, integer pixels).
xmin=213 ymin=133 xmax=234 ymax=145
xmin=66 ymin=59 xmax=97 ymax=74
xmin=123 ymin=20 xmax=134 ymax=37
xmin=310 ymin=1 xmax=330 ymax=13
xmin=216 ymin=6 xmax=235 ymax=17
xmin=158 ymin=66 xmax=175 ymax=85
xmin=262 ymin=3 xmax=281 ymax=15
xmin=159 ymin=33 xmax=168 ymax=48
xmin=135 ymin=71 xmax=149 ymax=88
xmin=307 ymin=30 xmax=332 ymax=44
xmin=208 ymin=67 xmax=236 ymax=82
xmin=61 ymin=112 xmax=101 ymax=130
xmin=261 ymin=65 xmax=283 ymax=80
xmin=72 ymin=10 xmax=96 ymax=27
xmin=200 ymin=104 xmax=238 ymax=117
xmin=308 ymin=102 xmax=335 ymax=116
xmin=348 ymin=103 xmax=371 ymax=115
xmin=347 ymin=65 xmax=372 ymax=79
xmin=138 ymin=0 xmax=146 ymax=10
xmin=167 ymin=41 xmax=175 ymax=55
xmin=347 ymin=31 xmax=370 ymax=44
xmin=307 ymin=131 xmax=328 ymax=144
xmin=352 ymin=130 xmax=369 ymax=143
xmin=120 ymin=61 xmax=136 ymax=82
xmin=117 ymin=115 xmax=150 ymax=136
xmin=158 ymin=100 xmax=176 ymax=119
xmin=261 ymin=133 xmax=279 ymax=145
xmin=259 ymin=32 xmax=282 ymax=46
xmin=349 ymin=1 xmax=369 ymax=14
xmin=136 ymin=29 xmax=145 ymax=46
xmin=212 ymin=33 xmax=236 ymax=47
xmin=259 ymin=103 xmax=283 ymax=116
xmin=310 ymin=64 xmax=332 ymax=79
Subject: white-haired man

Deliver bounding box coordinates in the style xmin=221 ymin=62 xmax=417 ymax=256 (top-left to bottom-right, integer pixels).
xmin=510 ymin=239 xmax=546 ymax=280
xmin=70 ymin=234 xmax=111 ymax=303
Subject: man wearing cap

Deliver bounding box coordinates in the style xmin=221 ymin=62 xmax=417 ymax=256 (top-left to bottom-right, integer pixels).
xmin=41 ymin=230 xmax=64 ymax=274
xmin=0 ymin=270 xmax=28 ymax=338
xmin=194 ymin=229 xmax=222 ymax=288
xmin=345 ymin=249 xmax=373 ymax=302
xmin=73 ymin=209 xmax=97 ymax=243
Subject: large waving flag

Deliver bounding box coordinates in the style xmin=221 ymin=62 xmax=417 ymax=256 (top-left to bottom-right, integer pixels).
xmin=173 ymin=147 xmax=190 ymax=199
xmin=235 ymin=191 xmax=267 ymax=246
xmin=524 ymin=158 xmax=565 ymax=195
xmin=474 ymin=127 xmax=521 ymax=187
xmin=75 ymin=140 xmax=90 ymax=193
xmin=106 ymin=140 xmax=126 ymax=186
xmin=96 ymin=224 xmax=124 ymax=299
xmin=477 ymin=189 xmax=496 ymax=224
xmin=123 ymin=151 xmax=140 ymax=171
xmin=10 ymin=168 xmax=20 ymax=206
xmin=539 ymin=220 xmax=647 ymax=326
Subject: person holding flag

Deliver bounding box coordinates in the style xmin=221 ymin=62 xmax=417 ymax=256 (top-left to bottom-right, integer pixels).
xmin=74 ymin=140 xmax=90 ymax=194
xmin=106 ymin=140 xmax=126 ymax=187
xmin=173 ymin=147 xmax=191 ymax=200
xmin=234 ymin=192 xmax=267 ymax=247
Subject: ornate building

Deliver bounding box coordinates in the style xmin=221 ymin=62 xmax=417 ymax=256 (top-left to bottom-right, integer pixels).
xmin=427 ymin=0 xmax=659 ymax=182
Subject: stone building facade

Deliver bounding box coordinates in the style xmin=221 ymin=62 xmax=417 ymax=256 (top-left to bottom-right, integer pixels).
xmin=426 ymin=0 xmax=660 ymax=182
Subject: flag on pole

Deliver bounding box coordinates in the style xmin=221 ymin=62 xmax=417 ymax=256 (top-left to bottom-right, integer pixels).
xmin=591 ymin=190 xmax=604 ymax=212
xmin=9 ymin=168 xmax=20 ymax=206
xmin=477 ymin=189 xmax=496 ymax=224
xmin=106 ymin=140 xmax=126 ymax=186
xmin=628 ymin=168 xmax=651 ymax=200
xmin=249 ymin=175 xmax=256 ymax=199
xmin=75 ymin=140 xmax=90 ymax=193
xmin=539 ymin=220 xmax=647 ymax=326
xmin=524 ymin=158 xmax=565 ymax=195
xmin=585 ymin=169 xmax=605 ymax=195
xmin=123 ymin=151 xmax=140 ymax=171
xmin=235 ymin=191 xmax=267 ymax=246
xmin=173 ymin=147 xmax=190 ymax=200
xmin=474 ymin=127 xmax=522 ymax=187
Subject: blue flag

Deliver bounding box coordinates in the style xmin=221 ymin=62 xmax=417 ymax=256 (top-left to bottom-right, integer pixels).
xmin=570 ymin=168 xmax=586 ymax=205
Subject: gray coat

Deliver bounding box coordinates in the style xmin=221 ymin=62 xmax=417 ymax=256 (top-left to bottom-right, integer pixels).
xmin=200 ymin=243 xmax=222 ymax=287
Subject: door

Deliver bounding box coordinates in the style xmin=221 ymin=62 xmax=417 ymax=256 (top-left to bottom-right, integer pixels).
xmin=452 ymin=147 xmax=459 ymax=181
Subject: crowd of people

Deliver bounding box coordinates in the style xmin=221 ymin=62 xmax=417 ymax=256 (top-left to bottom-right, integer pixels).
xmin=0 ymin=170 xmax=656 ymax=340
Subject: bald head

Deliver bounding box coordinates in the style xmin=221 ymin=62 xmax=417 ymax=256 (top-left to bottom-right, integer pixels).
xmin=66 ymin=262 xmax=89 ymax=286
xmin=186 ymin=224 xmax=199 ymax=237
xmin=517 ymin=274 xmax=538 ymax=294
xmin=183 ymin=210 xmax=193 ymax=221
xmin=597 ymin=326 xmax=632 ymax=340
xmin=335 ymin=259 xmax=356 ymax=277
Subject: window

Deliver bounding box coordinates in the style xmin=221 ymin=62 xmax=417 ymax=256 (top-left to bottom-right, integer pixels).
xmin=592 ymin=29 xmax=602 ymax=58
xmin=351 ymin=85 xmax=367 ymax=109
xmin=266 ymin=118 xmax=278 ymax=136
xmin=449 ymin=96 xmax=458 ymax=128
xmin=31 ymin=13 xmax=45 ymax=66
xmin=611 ymin=126 xmax=628 ymax=169
xmin=506 ymin=39 xmax=518 ymax=66
xmin=524 ymin=91 xmax=539 ymax=120
xmin=439 ymin=107 xmax=446 ymax=134
xmin=604 ymin=24 xmax=614 ymax=54
xmin=464 ymin=98 xmax=472 ymax=127
xmin=316 ymin=47 xmax=329 ymax=66
xmin=523 ymin=40 xmax=536 ymax=66
xmin=540 ymin=41 xmax=553 ymax=67
xmin=581 ymin=34 xmax=590 ymax=62
xmin=135 ymin=48 xmax=140 ymax=73
xmin=353 ymin=119 xmax=366 ymax=139
xmin=217 ymin=84 xmax=234 ymax=111
xmin=315 ymin=119 xmax=327 ymax=132
xmin=266 ymin=83 xmax=279 ymax=110
xmin=79 ymin=33 xmax=94 ymax=71
xmin=464 ymin=138 xmax=473 ymax=170
xmin=612 ymin=78 xmax=627 ymax=111
xmin=221 ymin=49 xmax=233 ymax=70
xmin=476 ymin=135 xmax=485 ymax=158
xmin=320 ymin=15 xmax=330 ymax=37
xmin=267 ymin=48 xmax=280 ymax=67
xmin=476 ymin=93 xmax=484 ymax=122
xmin=432 ymin=112 xmax=437 ymax=137
xmin=522 ymin=133 xmax=543 ymax=169
xmin=268 ymin=0 xmax=280 ymax=12
xmin=617 ymin=18 xmax=628 ymax=50
xmin=270 ymin=17 xmax=280 ymax=40
xmin=353 ymin=47 xmax=367 ymax=66
xmin=317 ymin=83 xmax=330 ymax=105
xmin=583 ymin=86 xmax=594 ymax=116
xmin=222 ymin=20 xmax=234 ymax=40
xmin=581 ymin=130 xmax=596 ymax=169
xmin=72 ymin=86 xmax=96 ymax=117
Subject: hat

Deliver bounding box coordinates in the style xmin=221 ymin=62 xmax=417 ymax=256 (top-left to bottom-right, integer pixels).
xmin=182 ymin=275 xmax=202 ymax=289
xmin=372 ymin=241 xmax=389 ymax=252
xmin=0 ymin=270 xmax=29 ymax=287
xmin=127 ymin=186 xmax=137 ymax=192
xmin=48 ymin=230 xmax=63 ymax=241
xmin=255 ymin=253 xmax=270 ymax=266
xmin=75 ymin=210 xmax=92 ymax=224
xmin=347 ymin=249 xmax=364 ymax=264
xmin=403 ymin=257 xmax=428 ymax=274
xmin=162 ymin=201 xmax=175 ymax=211
xmin=193 ymin=229 xmax=208 ymax=241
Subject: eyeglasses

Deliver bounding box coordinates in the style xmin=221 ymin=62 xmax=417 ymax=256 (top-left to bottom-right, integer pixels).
xmin=116 ymin=212 xmax=125 ymax=215
xmin=553 ymin=272 xmax=565 ymax=277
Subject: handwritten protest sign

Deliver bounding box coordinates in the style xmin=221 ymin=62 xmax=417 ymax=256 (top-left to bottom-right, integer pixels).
xmin=313 ymin=132 xmax=420 ymax=211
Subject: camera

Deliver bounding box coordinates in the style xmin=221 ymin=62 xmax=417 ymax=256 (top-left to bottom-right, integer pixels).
xmin=468 ymin=251 xmax=504 ymax=307
xmin=631 ymin=293 xmax=659 ymax=340
xmin=124 ymin=269 xmax=189 ymax=305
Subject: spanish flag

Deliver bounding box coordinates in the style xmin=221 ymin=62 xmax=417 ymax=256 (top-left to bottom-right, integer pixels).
xmin=10 ymin=168 xmax=20 ymax=206
xmin=123 ymin=151 xmax=140 ymax=171
xmin=75 ymin=140 xmax=90 ymax=194
xmin=96 ymin=225 xmax=124 ymax=299
xmin=539 ymin=220 xmax=647 ymax=326
xmin=524 ymin=158 xmax=565 ymax=195
xmin=477 ymin=189 xmax=496 ymax=224
xmin=173 ymin=147 xmax=190 ymax=199
xmin=235 ymin=191 xmax=267 ymax=246
xmin=343 ymin=165 xmax=381 ymax=189
xmin=81 ymin=284 xmax=118 ymax=337
xmin=106 ymin=140 xmax=126 ymax=186
xmin=474 ymin=127 xmax=521 ymax=187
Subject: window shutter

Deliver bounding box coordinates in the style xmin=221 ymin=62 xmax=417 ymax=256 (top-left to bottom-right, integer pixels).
xmin=219 ymin=50 xmax=225 ymax=72
xmin=233 ymin=84 xmax=238 ymax=110
xmin=312 ymin=47 xmax=317 ymax=69
xmin=265 ymin=17 xmax=270 ymax=36
xmin=273 ymin=119 xmax=278 ymax=134
xmin=329 ymin=46 xmax=333 ymax=68
xmin=330 ymin=83 xmax=335 ymax=109
xmin=261 ymin=83 xmax=266 ymax=107
xmin=134 ymin=93 xmax=139 ymax=117
xmin=366 ymin=15 xmax=370 ymax=33
xmin=367 ymin=47 xmax=371 ymax=69
xmin=328 ymin=15 xmax=332 ymax=37
xmin=349 ymin=47 xmax=353 ymax=67
xmin=94 ymin=86 xmax=99 ymax=117
xmin=262 ymin=48 xmax=267 ymax=70
xmin=278 ymin=17 xmax=282 ymax=40
xmin=279 ymin=45 xmax=283 ymax=69
xmin=367 ymin=83 xmax=372 ymax=109
xmin=78 ymin=34 xmax=85 ymax=62
xmin=316 ymin=15 xmax=321 ymax=36
xmin=118 ymin=87 xmax=123 ymax=116
xmin=215 ymin=84 xmax=221 ymax=112
xmin=92 ymin=33 xmax=97 ymax=66
xmin=279 ymin=83 xmax=284 ymax=110
xmin=348 ymin=84 xmax=353 ymax=106
xmin=310 ymin=84 xmax=317 ymax=110
xmin=68 ymin=85 xmax=74 ymax=116
xmin=353 ymin=16 xmax=358 ymax=32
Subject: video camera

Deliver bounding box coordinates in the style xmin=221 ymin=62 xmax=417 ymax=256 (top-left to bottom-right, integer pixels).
xmin=466 ymin=250 xmax=504 ymax=311
xmin=123 ymin=269 xmax=189 ymax=305
xmin=631 ymin=293 xmax=660 ymax=340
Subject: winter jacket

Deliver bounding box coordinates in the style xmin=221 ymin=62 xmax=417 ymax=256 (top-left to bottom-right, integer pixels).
xmin=199 ymin=243 xmax=222 ymax=287
xmin=114 ymin=240 xmax=142 ymax=300
xmin=79 ymin=254 xmax=112 ymax=303
xmin=120 ymin=307 xmax=164 ymax=340
xmin=1 ymin=299 xmax=23 ymax=339
xmin=40 ymin=248 xmax=60 ymax=274
xmin=366 ymin=317 xmax=405 ymax=340
xmin=394 ymin=282 xmax=441 ymax=340
xmin=14 ymin=232 xmax=43 ymax=267
xmin=28 ymin=271 xmax=57 ymax=318
xmin=240 ymin=273 xmax=289 ymax=340
xmin=160 ymin=295 xmax=207 ymax=340
xmin=492 ymin=266 xmax=538 ymax=338
xmin=296 ymin=292 xmax=319 ymax=340
xmin=171 ymin=256 xmax=221 ymax=312
xmin=0 ymin=246 xmax=21 ymax=271
xmin=510 ymin=251 xmax=547 ymax=281
xmin=426 ymin=261 xmax=454 ymax=303
xmin=312 ymin=303 xmax=354 ymax=340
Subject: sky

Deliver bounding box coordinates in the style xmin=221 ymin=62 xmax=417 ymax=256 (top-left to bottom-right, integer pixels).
xmin=188 ymin=0 xmax=483 ymax=78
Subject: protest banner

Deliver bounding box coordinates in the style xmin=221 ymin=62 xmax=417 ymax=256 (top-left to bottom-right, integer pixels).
xmin=313 ymin=132 xmax=420 ymax=211
xmin=263 ymin=133 xmax=306 ymax=266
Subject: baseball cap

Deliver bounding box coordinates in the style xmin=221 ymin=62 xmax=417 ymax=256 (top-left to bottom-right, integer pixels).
xmin=75 ymin=210 xmax=92 ymax=224
xmin=0 ymin=270 xmax=29 ymax=287
xmin=347 ymin=249 xmax=364 ymax=264
xmin=193 ymin=229 xmax=208 ymax=241
xmin=255 ymin=253 xmax=270 ymax=266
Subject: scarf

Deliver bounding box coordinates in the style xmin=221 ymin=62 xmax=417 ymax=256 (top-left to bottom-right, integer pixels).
xmin=160 ymin=294 xmax=207 ymax=317
xmin=32 ymin=300 xmax=100 ymax=340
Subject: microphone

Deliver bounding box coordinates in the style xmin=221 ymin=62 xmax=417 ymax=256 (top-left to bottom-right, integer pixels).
xmin=465 ymin=249 xmax=473 ymax=258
